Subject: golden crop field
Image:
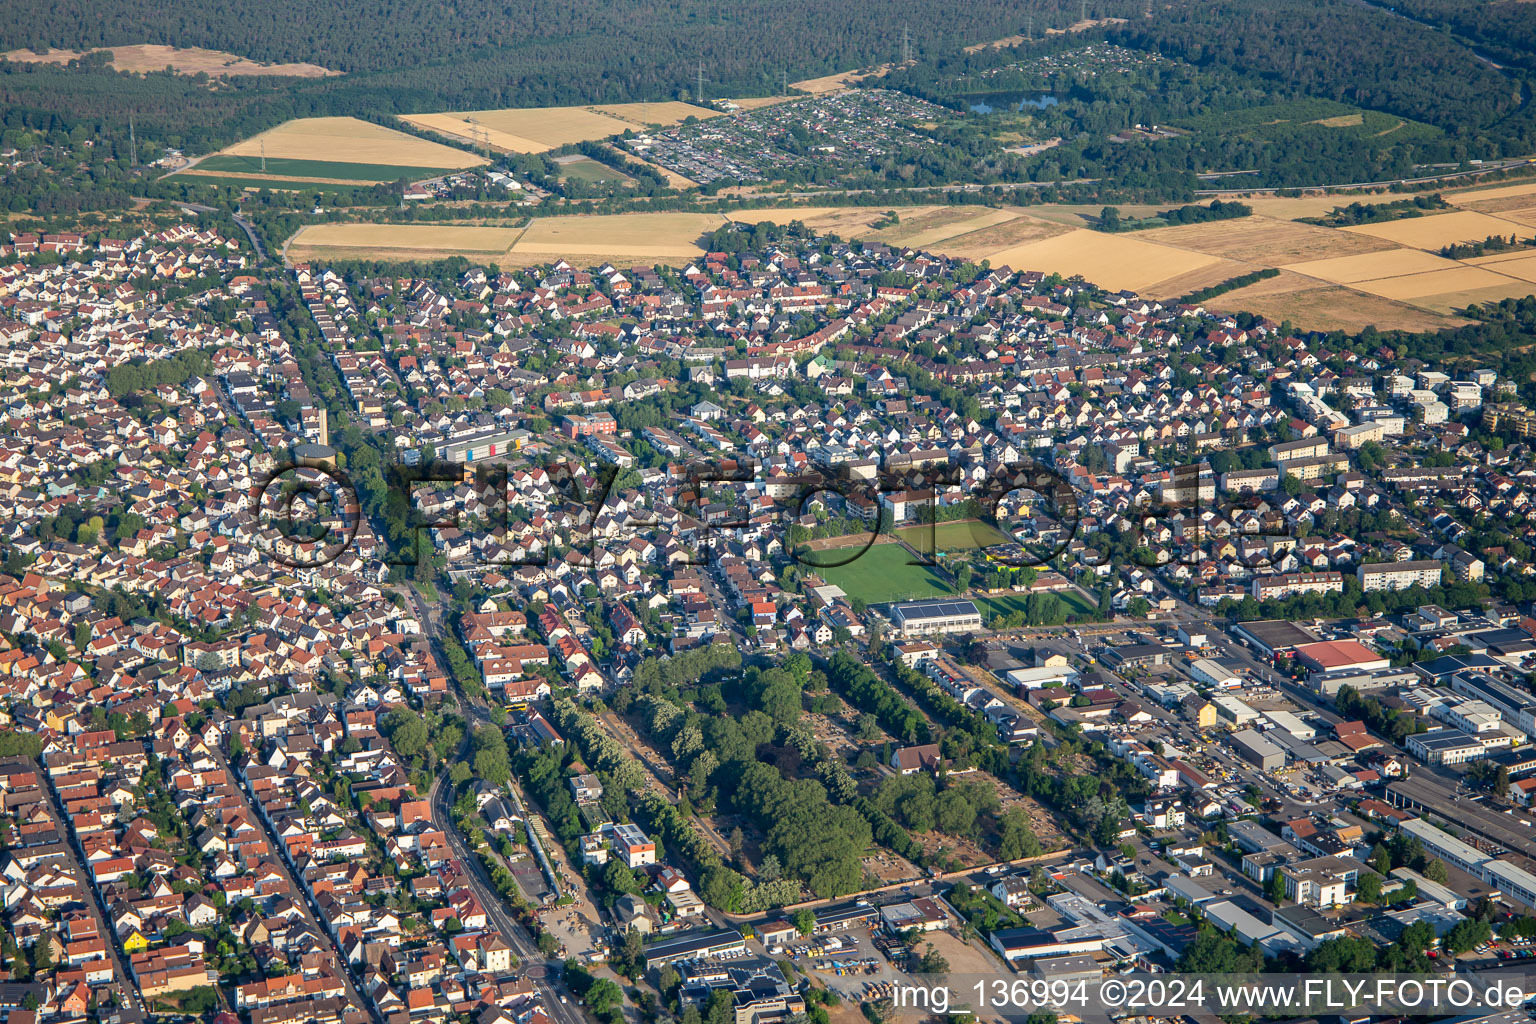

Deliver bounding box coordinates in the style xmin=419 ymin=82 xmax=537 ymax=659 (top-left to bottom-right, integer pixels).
xmin=511 ymin=212 xmax=726 ymax=260
xmin=1352 ymin=265 xmax=1528 ymax=301
xmin=1466 ymin=253 xmax=1536 ymax=283
xmin=1238 ymin=193 xmax=1411 ymax=221
xmin=1344 ymin=209 xmax=1528 ymax=249
xmin=402 ymin=102 xmax=717 ymax=155
xmin=730 ymin=206 xmax=936 ymax=236
xmin=929 ymin=211 xmax=1074 ymax=260
xmin=730 ymin=96 xmax=798 ymax=110
xmin=1493 ymin=207 xmax=1536 ymax=229
xmin=1136 ymin=216 xmax=1396 ymax=264
xmin=590 ymin=101 xmax=719 ymax=127
xmin=288 ymin=224 xmax=521 ymax=256
xmin=980 ymin=229 xmax=1223 ymax=291
xmin=223 ymin=117 xmax=484 ymax=168
xmin=1206 ymin=278 xmax=1464 ymax=332
xmin=1447 ymin=181 xmax=1536 ymax=205
xmin=4 ymin=44 xmax=336 ymax=77
xmin=1282 ymin=247 xmax=1457 ymax=284
xmin=884 ymin=207 xmax=1025 ymax=249
xmin=1142 ymin=259 xmax=1255 ymax=300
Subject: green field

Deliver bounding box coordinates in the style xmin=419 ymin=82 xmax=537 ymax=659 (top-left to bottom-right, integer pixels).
xmin=809 ymin=542 xmax=956 ymax=605
xmin=896 ymin=519 xmax=1012 ymax=554
xmin=558 ymin=156 xmax=630 ymax=183
xmin=978 ymin=587 xmax=1097 ymax=620
xmin=1177 ymin=99 xmax=1441 ymax=145
xmin=194 ymin=154 xmax=463 ymax=181
xmin=168 ymin=173 xmax=360 ymax=191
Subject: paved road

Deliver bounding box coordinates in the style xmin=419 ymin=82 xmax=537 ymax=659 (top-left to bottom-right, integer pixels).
xmin=174 ymin=201 xmax=269 ymax=262
xmin=219 ymin=742 xmax=380 ymax=1024
xmin=428 ymin=771 xmax=589 ymax=1024
xmin=37 ymin=758 xmax=146 ymax=1020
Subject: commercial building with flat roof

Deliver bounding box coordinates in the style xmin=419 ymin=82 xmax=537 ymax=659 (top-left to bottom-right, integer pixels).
xmin=1294 ymin=639 xmax=1390 ymax=676
xmin=644 ymin=929 xmax=749 ymax=968
xmin=1397 ymin=816 xmax=1536 ymax=912
xmin=890 ymin=599 xmax=982 ymax=636
xmin=1231 ymin=729 xmax=1284 ymax=770
xmin=1406 ymin=727 xmax=1486 ymax=765
xmin=1231 ymin=619 xmax=1317 ymax=657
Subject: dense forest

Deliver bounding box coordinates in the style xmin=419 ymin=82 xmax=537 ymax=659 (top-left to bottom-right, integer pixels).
xmin=881 ymin=0 xmax=1536 ymax=191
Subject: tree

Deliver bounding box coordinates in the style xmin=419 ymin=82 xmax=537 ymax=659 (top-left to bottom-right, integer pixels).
xmin=1267 ymin=871 xmax=1286 ymax=905
xmin=793 ymin=908 xmax=817 ymax=936
xmin=1423 ymin=858 xmax=1449 ymax=884
xmin=471 ymin=724 xmax=511 ymax=788
xmin=585 ymin=978 xmax=623 ymax=1016
xmin=1356 ymin=870 xmax=1383 ymax=904
xmin=30 ymin=936 xmax=53 ymax=973
xmin=998 ymin=807 xmax=1042 ymax=860
xmin=918 ymin=944 xmax=950 ymax=974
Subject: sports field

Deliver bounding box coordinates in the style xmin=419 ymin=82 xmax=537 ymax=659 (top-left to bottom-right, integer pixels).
xmin=895 ymin=520 xmax=1012 ymax=553
xmin=401 ymin=101 xmax=718 ymax=154
xmin=555 ymin=156 xmax=630 ymax=183
xmin=810 ymin=543 xmax=955 ymax=606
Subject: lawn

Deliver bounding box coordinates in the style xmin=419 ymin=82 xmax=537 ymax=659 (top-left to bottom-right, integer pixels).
xmin=196 ymin=153 xmax=462 ymax=182
xmin=809 ymin=542 xmax=956 ymax=605
xmin=415 ymin=580 xmax=439 ymax=602
xmin=977 ymin=587 xmax=1097 ymax=620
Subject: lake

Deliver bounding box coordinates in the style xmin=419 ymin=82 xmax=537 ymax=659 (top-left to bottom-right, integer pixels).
xmin=967 ymin=92 xmax=1060 ymax=114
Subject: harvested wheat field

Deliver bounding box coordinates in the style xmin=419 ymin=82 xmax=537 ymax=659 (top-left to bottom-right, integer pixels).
xmin=1466 ymin=253 xmax=1536 ymax=283
xmin=1143 ymin=258 xmax=1257 ymax=300
xmin=288 ymin=224 xmax=521 ymax=259
xmin=981 ymin=229 xmax=1222 ymax=291
xmin=1447 ymin=181 xmax=1536 ymax=206
xmin=1491 ymin=207 xmax=1536 ymax=230
xmin=1352 ymin=265 xmax=1527 ymax=301
xmin=513 ymin=212 xmax=725 ymax=260
xmin=405 ymin=103 xmax=716 ymax=154
xmin=3 ymin=44 xmax=336 ymax=77
xmin=223 ymin=117 xmax=483 ymax=169
xmin=1283 ymin=248 xmax=1458 ymax=284
xmin=1206 ymin=279 xmax=1463 ymax=332
xmin=731 ymin=206 xmax=943 ymax=237
xmin=1240 ymin=193 xmax=1416 ymax=221
xmin=1136 ymin=216 xmax=1396 ymax=264
xmin=876 ymin=207 xmax=1023 ymax=249
xmin=730 ymin=95 xmax=798 ymax=110
xmin=929 ymin=211 xmax=1074 ymax=260
xmin=590 ymin=101 xmax=719 ymax=127
xmin=790 ymin=64 xmax=891 ymax=94
xmin=1344 ymin=209 xmax=1527 ymax=249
